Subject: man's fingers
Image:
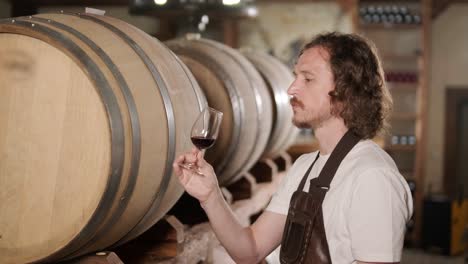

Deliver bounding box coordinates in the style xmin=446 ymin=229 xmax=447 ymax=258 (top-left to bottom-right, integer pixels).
xmin=174 ymin=154 xmax=186 ymax=163
xmin=173 ymin=162 xmax=182 ymax=175
xmin=196 ymin=151 xmax=209 ymax=168
xmin=178 ymin=168 xmax=207 ymax=189
xmin=191 ymin=147 xmax=199 ymax=154
xmin=173 ymin=155 xmax=188 ymax=176
xmin=177 ymin=168 xmax=193 ymax=186
xmin=183 ymin=152 xmax=198 ymax=164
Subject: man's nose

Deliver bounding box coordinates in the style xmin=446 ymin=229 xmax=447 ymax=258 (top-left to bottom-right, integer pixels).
xmin=287 ymin=80 xmax=299 ymax=96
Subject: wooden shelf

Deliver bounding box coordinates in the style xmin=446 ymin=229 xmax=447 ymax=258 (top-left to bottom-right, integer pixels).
xmin=391 ymin=112 xmax=418 ymax=120
xmin=372 ymin=136 xmax=386 ymax=148
xmin=383 ymin=54 xmax=421 ymax=61
xmin=360 ymin=23 xmax=421 ymax=30
xmin=288 ymin=141 xmax=319 ymax=153
xmin=385 ymin=145 xmax=416 ymax=152
xmin=287 ymin=140 xmax=319 ymax=161
xmin=388 ymin=82 xmax=419 ymax=91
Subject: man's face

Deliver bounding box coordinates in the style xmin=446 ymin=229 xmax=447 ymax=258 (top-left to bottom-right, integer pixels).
xmin=288 ymin=46 xmax=336 ymax=129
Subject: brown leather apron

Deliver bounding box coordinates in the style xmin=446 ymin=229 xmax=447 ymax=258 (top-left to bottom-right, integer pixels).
xmin=280 ymin=131 xmax=360 ymax=264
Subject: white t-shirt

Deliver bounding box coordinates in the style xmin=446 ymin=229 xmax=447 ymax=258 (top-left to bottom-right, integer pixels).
xmin=266 ymin=140 xmax=413 ymax=263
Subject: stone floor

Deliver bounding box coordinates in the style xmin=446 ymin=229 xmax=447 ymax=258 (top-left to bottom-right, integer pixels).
xmin=401 ymin=249 xmax=466 ymax=264
xmin=261 ymin=248 xmax=466 ymax=264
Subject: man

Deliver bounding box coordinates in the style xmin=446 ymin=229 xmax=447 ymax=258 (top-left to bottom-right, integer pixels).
xmin=173 ymin=32 xmax=413 ymax=264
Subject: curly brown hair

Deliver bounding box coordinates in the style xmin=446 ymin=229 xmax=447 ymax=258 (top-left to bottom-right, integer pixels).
xmin=300 ymin=32 xmax=392 ymax=139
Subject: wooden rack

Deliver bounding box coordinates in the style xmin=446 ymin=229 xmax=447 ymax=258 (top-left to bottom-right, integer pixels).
xmin=64 ymin=154 xmax=292 ymax=263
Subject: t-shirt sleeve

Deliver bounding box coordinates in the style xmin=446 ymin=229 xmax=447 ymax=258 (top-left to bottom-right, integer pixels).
xmin=348 ymin=168 xmax=412 ymax=262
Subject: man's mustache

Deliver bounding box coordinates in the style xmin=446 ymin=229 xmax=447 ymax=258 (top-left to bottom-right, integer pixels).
xmin=290 ymin=96 xmax=304 ymax=108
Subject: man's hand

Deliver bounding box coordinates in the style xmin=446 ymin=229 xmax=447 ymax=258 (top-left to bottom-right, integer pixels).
xmin=173 ymin=148 xmax=220 ymax=205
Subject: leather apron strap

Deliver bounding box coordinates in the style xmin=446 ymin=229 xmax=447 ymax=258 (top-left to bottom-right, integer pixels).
xmin=280 ymin=130 xmax=361 ymax=264
xmin=312 ymin=130 xmax=361 ymax=190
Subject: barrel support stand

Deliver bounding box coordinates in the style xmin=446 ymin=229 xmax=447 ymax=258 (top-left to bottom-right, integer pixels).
xmin=225 ymin=173 xmax=257 ymax=202
xmin=249 ymin=158 xmax=278 ymax=183
xmin=64 ymin=251 xmax=123 ymax=264
xmin=274 ymin=151 xmax=292 ymax=172
xmin=111 ymin=215 xmax=184 ymax=263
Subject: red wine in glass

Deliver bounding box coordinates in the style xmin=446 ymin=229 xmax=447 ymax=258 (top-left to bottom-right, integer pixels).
xmin=180 ymin=107 xmax=223 ymax=173
xmin=191 ymin=136 xmax=216 ymax=150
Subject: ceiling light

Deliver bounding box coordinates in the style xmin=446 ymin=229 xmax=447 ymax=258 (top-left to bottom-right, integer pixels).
xmin=223 ymin=0 xmax=241 ymax=6
xmin=154 ymin=0 xmax=167 ymax=5
xmin=246 ymin=6 xmax=257 ymax=16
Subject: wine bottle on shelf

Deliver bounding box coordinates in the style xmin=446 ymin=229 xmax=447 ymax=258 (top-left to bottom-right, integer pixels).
xmin=404 ymin=14 xmax=413 ymax=24
xmin=359 ymin=4 xmax=421 ymax=25
xmin=381 ymin=14 xmax=388 ymax=23
xmin=384 ymin=5 xmax=392 ymax=15
xmin=400 ymin=6 xmax=409 ymax=15
xmin=376 ymin=5 xmax=384 ymax=15
xmin=372 ymin=14 xmax=381 ymax=24
xmin=359 ymin=6 xmax=368 ymax=16
xmin=395 ymin=14 xmax=403 ymax=24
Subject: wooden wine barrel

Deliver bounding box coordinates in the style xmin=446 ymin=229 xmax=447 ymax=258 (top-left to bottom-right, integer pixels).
xmin=0 ymin=13 xmax=207 ymax=263
xmin=241 ymin=50 xmax=300 ymax=158
xmin=166 ymin=36 xmax=273 ymax=185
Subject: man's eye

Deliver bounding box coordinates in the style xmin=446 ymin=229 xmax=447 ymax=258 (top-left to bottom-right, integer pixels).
xmin=305 ymin=78 xmax=312 ymax=82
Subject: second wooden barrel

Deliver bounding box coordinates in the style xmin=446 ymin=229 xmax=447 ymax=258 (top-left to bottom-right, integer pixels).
xmin=166 ymin=36 xmax=273 ymax=184
xmin=242 ymin=50 xmax=299 ymax=159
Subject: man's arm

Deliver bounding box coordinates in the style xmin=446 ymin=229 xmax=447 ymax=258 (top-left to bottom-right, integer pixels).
xmin=173 ymin=149 xmax=285 ymax=263
xmin=203 ymin=191 xmax=286 ymax=263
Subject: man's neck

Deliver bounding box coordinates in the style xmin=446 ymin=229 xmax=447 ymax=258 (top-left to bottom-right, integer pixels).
xmin=314 ymin=118 xmax=349 ymax=155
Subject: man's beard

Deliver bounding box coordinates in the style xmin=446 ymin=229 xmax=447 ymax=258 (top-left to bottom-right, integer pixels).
xmin=289 ymin=97 xmax=312 ymax=128
xmin=290 ymin=97 xmax=332 ymax=129
xmin=292 ymin=116 xmax=312 ymax=129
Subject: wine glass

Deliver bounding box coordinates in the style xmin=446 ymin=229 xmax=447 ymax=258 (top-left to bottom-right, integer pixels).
xmin=179 ymin=106 xmax=223 ymax=173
